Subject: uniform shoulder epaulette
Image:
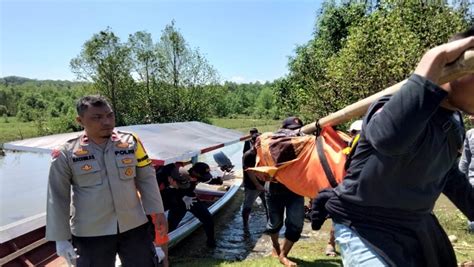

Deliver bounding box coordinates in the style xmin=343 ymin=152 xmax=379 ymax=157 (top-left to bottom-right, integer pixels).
xmin=115 ymin=130 xmax=136 ymax=143
xmin=64 ymin=134 xmax=82 ymax=146
xmin=116 ymin=130 xmax=133 ymax=135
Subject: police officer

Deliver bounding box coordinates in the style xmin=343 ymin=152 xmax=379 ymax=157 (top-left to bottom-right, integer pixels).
xmin=46 ymin=95 xmax=168 ymax=267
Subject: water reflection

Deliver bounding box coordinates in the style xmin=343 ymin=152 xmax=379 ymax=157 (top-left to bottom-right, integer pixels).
xmin=0 ymin=151 xmax=50 ymax=226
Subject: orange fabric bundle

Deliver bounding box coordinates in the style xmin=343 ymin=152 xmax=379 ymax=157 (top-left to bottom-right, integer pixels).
xmin=248 ymin=126 xmax=350 ymax=198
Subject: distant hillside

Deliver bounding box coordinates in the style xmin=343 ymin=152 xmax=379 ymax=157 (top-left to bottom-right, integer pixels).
xmin=0 ymin=76 xmax=87 ymax=87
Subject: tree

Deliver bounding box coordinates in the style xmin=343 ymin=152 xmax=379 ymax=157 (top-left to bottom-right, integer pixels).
xmin=155 ymin=20 xmax=219 ymax=122
xmin=128 ymin=31 xmax=160 ymax=118
xmin=280 ymin=0 xmax=471 ymax=124
xmin=70 ymin=28 xmax=134 ymax=125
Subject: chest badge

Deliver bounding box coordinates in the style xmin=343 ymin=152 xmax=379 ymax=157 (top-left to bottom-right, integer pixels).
xmin=74 ymin=149 xmax=89 ymax=156
xmin=81 ymin=164 xmax=92 ymax=171
xmin=116 ymin=142 xmax=129 ymax=148
xmin=125 ymin=167 xmax=134 ymax=176
xmin=122 ymin=158 xmax=133 ymax=164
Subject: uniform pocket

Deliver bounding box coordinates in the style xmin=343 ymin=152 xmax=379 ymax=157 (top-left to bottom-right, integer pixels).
xmin=71 ymin=160 xmax=102 ymax=187
xmin=115 ymin=156 xmax=137 ymax=180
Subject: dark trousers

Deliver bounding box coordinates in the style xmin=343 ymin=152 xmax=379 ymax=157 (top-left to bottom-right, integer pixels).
xmin=167 ymin=200 xmax=215 ymax=243
xmin=72 ymin=223 xmax=158 ymax=267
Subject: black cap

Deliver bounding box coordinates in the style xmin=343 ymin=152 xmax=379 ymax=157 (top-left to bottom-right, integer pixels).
xmin=249 ymin=128 xmax=258 ymax=134
xmin=282 ymin=116 xmax=303 ymax=130
xmin=189 ymin=162 xmax=213 ymax=182
xmin=169 ymin=165 xmax=191 ymax=189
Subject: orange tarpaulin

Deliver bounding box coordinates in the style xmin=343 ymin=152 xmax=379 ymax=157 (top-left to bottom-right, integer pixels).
xmin=248 ymin=126 xmax=350 ymax=198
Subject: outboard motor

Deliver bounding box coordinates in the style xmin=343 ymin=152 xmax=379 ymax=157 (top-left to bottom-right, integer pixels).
xmin=213 ymin=151 xmax=234 ymax=172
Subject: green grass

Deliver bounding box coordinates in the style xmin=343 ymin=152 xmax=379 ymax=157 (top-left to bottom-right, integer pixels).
xmin=435 ymin=195 xmax=474 ymax=263
xmin=0 ymin=116 xmax=38 ymax=144
xmin=209 ymin=117 xmax=281 ymax=134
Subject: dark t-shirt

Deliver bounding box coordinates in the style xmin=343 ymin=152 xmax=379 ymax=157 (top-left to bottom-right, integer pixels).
xmin=242 ymin=147 xmax=264 ymax=189
xmin=334 ymin=74 xmax=467 ymax=212
xmin=325 ymin=74 xmax=474 ymax=266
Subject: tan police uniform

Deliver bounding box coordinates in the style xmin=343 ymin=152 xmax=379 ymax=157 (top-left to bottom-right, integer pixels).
xmin=46 ymin=130 xmax=164 ymax=241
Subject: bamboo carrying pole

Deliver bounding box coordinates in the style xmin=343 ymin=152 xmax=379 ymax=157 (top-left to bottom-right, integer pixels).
xmin=301 ymin=49 xmax=474 ymax=135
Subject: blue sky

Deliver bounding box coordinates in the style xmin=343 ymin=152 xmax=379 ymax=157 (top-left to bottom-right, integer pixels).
xmin=0 ymin=0 xmax=322 ymax=83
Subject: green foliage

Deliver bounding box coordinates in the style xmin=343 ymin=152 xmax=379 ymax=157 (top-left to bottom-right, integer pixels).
xmin=280 ymin=0 xmax=472 ymax=122
xmin=71 ymin=28 xmax=134 ymax=126
xmin=0 ymin=117 xmax=38 ymax=143
xmin=0 ymin=105 xmax=7 ymax=116
xmin=0 ymin=77 xmax=87 ymax=135
xmin=70 ymin=21 xmax=222 ymax=125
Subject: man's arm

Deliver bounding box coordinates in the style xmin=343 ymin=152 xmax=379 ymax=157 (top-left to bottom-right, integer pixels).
xmin=133 ymin=135 xmax=169 ymax=266
xmin=414 ymin=36 xmax=474 ymax=86
xmin=46 ymin=148 xmax=73 ymax=241
xmin=133 ymin=134 xmax=165 ymax=214
xmin=364 ymin=75 xmax=447 ymax=156
xmin=443 ymin=164 xmax=474 ymax=221
xmin=365 ymin=37 xmax=474 ymax=156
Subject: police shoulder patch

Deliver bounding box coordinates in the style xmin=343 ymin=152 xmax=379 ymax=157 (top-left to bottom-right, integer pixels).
xmin=51 ymin=149 xmax=60 ymax=159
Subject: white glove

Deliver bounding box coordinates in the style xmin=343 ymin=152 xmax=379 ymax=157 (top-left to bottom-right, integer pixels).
xmin=182 ymin=196 xmax=197 ymax=210
xmin=155 ymin=246 xmax=165 ymax=262
xmin=56 ymin=240 xmax=77 ymax=266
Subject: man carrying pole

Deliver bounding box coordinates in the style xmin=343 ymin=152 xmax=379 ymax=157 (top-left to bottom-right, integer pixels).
xmin=319 ymin=27 xmax=474 ymax=266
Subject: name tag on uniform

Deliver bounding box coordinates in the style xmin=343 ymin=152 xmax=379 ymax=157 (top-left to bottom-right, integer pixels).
xmin=73 ymin=155 xmax=96 ymax=163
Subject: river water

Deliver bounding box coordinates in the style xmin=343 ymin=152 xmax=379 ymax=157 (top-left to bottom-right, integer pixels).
xmin=169 ymin=188 xmax=272 ymax=261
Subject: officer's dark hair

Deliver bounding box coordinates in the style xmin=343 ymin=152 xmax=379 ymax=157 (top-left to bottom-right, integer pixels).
xmin=449 ymin=26 xmax=474 ymax=42
xmin=76 ymin=95 xmax=112 ymax=116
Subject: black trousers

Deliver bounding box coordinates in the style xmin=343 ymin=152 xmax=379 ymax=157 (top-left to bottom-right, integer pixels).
xmin=167 ymin=199 xmax=215 ymax=243
xmin=72 ymin=223 xmax=158 ymax=267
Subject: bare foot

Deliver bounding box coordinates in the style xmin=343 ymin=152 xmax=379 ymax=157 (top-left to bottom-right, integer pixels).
xmin=325 ymin=244 xmax=337 ymax=257
xmin=279 ymin=255 xmax=297 ymax=267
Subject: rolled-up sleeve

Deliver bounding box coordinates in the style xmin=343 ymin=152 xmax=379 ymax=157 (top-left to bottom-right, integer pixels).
xmin=46 ymin=148 xmax=72 ymax=241
xmin=133 ymin=135 xmax=164 ymax=214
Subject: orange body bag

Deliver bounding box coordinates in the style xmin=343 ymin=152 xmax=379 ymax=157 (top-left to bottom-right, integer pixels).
xmin=249 ymin=126 xmax=350 ymax=198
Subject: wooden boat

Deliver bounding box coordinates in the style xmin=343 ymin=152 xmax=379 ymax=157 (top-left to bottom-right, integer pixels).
xmin=0 ymin=122 xmax=245 ymax=266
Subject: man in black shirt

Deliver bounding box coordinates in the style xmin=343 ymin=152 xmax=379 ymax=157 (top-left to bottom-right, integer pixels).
xmin=242 ymin=133 xmax=267 ymax=229
xmin=322 ymin=28 xmax=474 ymax=266
xmin=161 ymin=163 xmax=216 ymax=248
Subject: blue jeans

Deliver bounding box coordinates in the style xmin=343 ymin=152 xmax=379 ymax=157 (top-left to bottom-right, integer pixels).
xmin=334 ymin=223 xmax=387 ymax=267
xmin=265 ymin=183 xmax=304 ymax=242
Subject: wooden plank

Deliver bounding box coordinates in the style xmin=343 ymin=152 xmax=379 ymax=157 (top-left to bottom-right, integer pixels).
xmin=0 ymin=238 xmax=49 ymax=266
